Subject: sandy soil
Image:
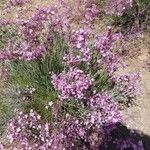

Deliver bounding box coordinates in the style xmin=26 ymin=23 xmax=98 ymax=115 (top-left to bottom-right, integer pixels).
xmin=123 ymin=46 xmax=150 ymax=135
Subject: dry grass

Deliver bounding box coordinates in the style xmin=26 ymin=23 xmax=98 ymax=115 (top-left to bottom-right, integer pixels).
xmin=121 ymin=32 xmax=150 ymax=59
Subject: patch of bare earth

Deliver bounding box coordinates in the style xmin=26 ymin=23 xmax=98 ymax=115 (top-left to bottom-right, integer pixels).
xmin=121 ymin=33 xmax=150 ymax=135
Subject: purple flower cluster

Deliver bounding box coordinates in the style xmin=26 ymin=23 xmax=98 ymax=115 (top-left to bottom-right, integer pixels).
xmin=0 ymin=0 xmax=99 ymax=62
xmin=95 ymin=26 xmax=121 ymax=74
xmin=18 ymin=43 xmax=47 ymax=61
xmin=0 ymin=19 xmax=13 ymax=27
xmin=0 ymin=43 xmax=47 ymax=61
xmin=7 ymin=109 xmax=52 ymax=150
xmin=58 ymin=0 xmax=99 ymax=31
xmin=7 ymin=108 xmax=99 ymax=149
xmin=87 ymin=92 xmax=122 ymax=125
xmin=105 ymin=0 xmax=133 ymax=16
xmin=84 ymin=93 xmax=122 ymax=149
xmin=6 ymin=96 xmax=121 ymax=150
xmin=0 ymin=142 xmax=4 ymax=150
xmin=0 ymin=7 xmax=56 ymax=61
xmin=9 ymin=0 xmax=29 ymax=6
xmin=112 ymin=72 xmax=141 ymax=98
xmin=4 ymin=0 xmax=30 ymax=12
xmin=81 ymin=3 xmax=99 ymax=28
xmin=103 ymin=122 xmax=145 ymax=150
xmin=51 ymin=68 xmax=93 ymax=100
xmin=64 ymin=28 xmax=91 ymax=65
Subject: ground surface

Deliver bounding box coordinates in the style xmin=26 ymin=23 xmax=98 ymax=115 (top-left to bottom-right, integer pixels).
xmin=122 ymin=37 xmax=150 ymax=135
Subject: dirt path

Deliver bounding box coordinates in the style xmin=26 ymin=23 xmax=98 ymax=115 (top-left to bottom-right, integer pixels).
xmin=122 ymin=34 xmax=150 ymax=135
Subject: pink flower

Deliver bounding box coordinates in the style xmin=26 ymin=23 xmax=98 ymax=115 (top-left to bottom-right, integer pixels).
xmin=51 ymin=68 xmax=93 ymax=100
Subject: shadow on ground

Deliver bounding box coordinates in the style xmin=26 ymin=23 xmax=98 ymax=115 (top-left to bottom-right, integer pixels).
xmin=100 ymin=122 xmax=150 ymax=150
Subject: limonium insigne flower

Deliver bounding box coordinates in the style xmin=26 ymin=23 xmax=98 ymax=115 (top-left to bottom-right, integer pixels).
xmin=51 ymin=68 xmax=93 ymax=100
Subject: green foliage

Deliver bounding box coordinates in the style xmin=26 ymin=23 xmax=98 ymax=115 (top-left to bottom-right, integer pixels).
xmin=6 ymin=33 xmax=68 ymax=121
xmin=94 ymin=70 xmax=113 ymax=91
xmin=79 ymin=50 xmax=114 ymax=92
xmin=0 ymin=99 xmax=10 ymax=135
xmin=105 ymin=0 xmax=150 ymax=34
xmin=62 ymin=100 xmax=90 ymax=119
xmin=97 ymin=0 xmax=105 ymax=7
xmin=0 ymin=85 xmax=20 ymax=135
xmin=0 ymin=24 xmax=19 ymax=49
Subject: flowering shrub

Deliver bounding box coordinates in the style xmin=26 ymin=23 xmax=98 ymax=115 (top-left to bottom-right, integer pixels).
xmin=101 ymin=122 xmax=145 ymax=150
xmin=104 ymin=0 xmax=150 ymax=34
xmin=9 ymin=0 xmax=29 ymax=6
xmin=0 ymin=142 xmax=4 ymax=150
xmin=87 ymin=92 xmax=122 ymax=124
xmin=105 ymin=0 xmax=133 ymax=16
xmin=4 ymin=0 xmax=30 ymax=12
xmin=0 ymin=0 xmax=144 ymax=149
xmin=7 ymin=93 xmax=122 ymax=149
xmin=51 ymin=68 xmax=93 ymax=100
xmin=112 ymin=73 xmax=141 ymax=99
xmin=94 ymin=26 xmax=121 ymax=74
